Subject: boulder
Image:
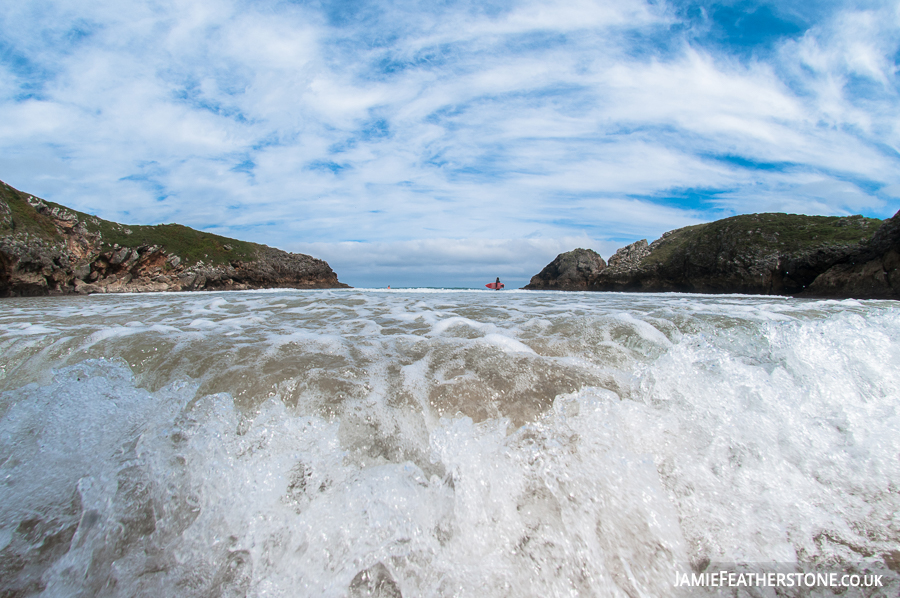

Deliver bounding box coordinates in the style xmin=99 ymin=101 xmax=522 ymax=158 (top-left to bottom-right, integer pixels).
xmin=524 ymin=248 xmax=606 ymax=290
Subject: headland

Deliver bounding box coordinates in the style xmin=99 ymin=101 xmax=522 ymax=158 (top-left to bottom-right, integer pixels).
xmin=0 ymin=180 xmax=348 ymax=296
xmin=526 ymin=211 xmax=900 ymax=299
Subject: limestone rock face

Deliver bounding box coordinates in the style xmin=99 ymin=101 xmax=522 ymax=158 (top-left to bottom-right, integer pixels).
xmin=606 ymin=239 xmax=650 ymax=272
xmin=524 ymin=248 xmax=606 ymax=290
xmin=0 ymin=180 xmax=349 ymax=297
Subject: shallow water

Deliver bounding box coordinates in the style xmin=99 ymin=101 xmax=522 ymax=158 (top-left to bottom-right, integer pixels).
xmin=1 ymin=289 xmax=898 ymax=597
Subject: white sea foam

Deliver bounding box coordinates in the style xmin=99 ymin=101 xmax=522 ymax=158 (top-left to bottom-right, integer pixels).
xmin=0 ymin=290 xmax=898 ymax=596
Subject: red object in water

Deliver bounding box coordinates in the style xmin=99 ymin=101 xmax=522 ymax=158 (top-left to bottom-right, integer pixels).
xmin=485 ymin=282 xmax=505 ymax=289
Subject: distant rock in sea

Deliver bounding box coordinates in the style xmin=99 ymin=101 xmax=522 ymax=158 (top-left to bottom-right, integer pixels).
xmin=525 ymin=211 xmax=900 ymax=300
xmin=0 ymin=180 xmax=349 ymax=296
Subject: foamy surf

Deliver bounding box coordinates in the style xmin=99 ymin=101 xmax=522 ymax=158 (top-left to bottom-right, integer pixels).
xmin=1 ymin=290 xmax=898 ymax=596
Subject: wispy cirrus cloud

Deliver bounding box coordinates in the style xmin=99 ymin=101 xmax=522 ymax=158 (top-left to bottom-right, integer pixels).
xmin=1 ymin=0 xmax=898 ymax=287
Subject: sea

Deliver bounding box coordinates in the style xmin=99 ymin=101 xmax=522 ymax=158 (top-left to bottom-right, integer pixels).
xmin=0 ymin=288 xmax=898 ymax=597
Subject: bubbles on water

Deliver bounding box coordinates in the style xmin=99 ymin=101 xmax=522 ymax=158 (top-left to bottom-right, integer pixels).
xmin=633 ymin=309 xmax=900 ymax=573
xmin=349 ymin=562 xmax=403 ymax=598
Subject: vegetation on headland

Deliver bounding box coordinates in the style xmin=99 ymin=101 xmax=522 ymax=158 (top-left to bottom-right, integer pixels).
xmin=1 ymin=181 xmax=257 ymax=266
xmin=87 ymin=222 xmax=258 ymax=266
xmin=643 ymin=213 xmax=882 ymax=267
xmin=0 ymin=183 xmax=61 ymax=240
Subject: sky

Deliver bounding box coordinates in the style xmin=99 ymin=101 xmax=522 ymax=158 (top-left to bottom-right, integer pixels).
xmin=1 ymin=0 xmax=899 ymax=288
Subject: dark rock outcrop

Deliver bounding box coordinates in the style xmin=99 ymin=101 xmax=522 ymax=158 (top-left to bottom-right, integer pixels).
xmin=525 ymin=248 xmax=606 ymax=290
xmin=0 ymin=180 xmax=348 ymax=296
xmin=525 ymin=211 xmax=900 ymax=300
xmin=803 ymin=209 xmax=900 ymax=298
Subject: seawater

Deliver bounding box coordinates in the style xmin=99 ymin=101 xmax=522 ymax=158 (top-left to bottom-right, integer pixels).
xmin=1 ymin=289 xmax=898 ymax=597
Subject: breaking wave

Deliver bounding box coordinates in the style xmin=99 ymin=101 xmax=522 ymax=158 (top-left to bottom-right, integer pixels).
xmin=1 ymin=290 xmax=898 ymax=596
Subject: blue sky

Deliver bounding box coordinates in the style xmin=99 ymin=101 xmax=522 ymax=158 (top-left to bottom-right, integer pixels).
xmin=1 ymin=0 xmax=899 ymax=288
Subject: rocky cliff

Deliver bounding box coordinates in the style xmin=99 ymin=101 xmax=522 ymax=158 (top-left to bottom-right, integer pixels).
xmin=525 ymin=211 xmax=900 ymax=299
xmin=0 ymin=180 xmax=348 ymax=296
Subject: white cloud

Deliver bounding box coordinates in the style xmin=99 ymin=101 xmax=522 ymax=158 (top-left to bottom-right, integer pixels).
xmin=0 ymin=0 xmax=898 ymax=286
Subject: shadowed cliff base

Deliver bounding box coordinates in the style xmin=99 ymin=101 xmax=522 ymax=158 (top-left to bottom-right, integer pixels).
xmin=525 ymin=211 xmax=900 ymax=300
xmin=0 ymin=180 xmax=349 ymax=297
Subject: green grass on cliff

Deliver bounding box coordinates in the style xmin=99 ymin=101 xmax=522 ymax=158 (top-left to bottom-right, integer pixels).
xmin=0 ymin=181 xmax=259 ymax=266
xmin=643 ymin=213 xmax=882 ymax=266
xmin=0 ymin=182 xmax=61 ymax=240
xmin=85 ymin=221 xmax=258 ymax=265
